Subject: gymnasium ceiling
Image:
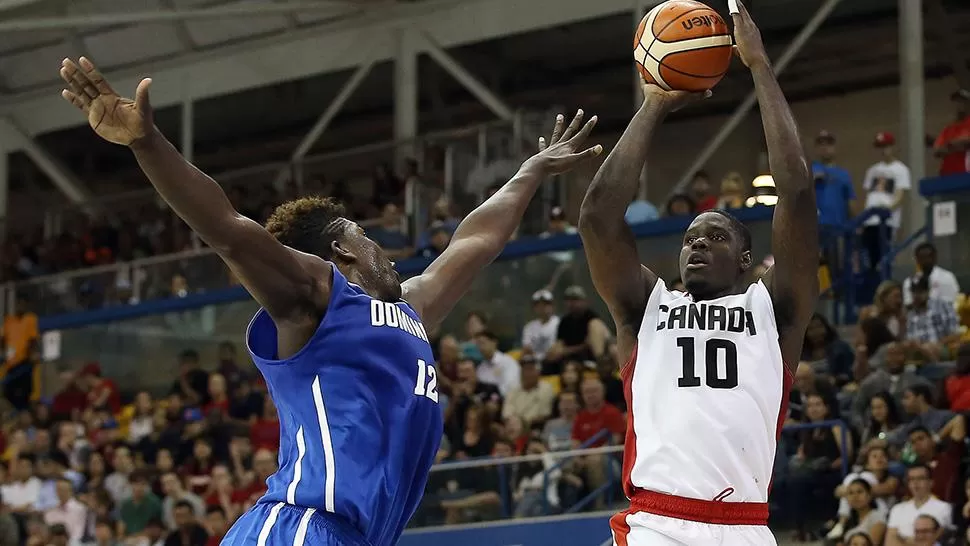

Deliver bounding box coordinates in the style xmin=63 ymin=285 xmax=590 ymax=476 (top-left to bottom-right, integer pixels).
xmin=2 ymin=0 xmax=970 ymax=206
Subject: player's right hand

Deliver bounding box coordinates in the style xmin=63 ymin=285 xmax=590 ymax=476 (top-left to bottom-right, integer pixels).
xmin=640 ymin=82 xmax=711 ymax=113
xmin=60 ymin=57 xmax=153 ymax=147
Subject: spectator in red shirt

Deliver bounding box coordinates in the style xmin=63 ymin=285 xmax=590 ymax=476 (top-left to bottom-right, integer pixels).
xmin=181 ymin=438 xmax=216 ymax=496
xmin=249 ymin=397 xmax=280 ymax=452
xmin=572 ymin=377 xmax=625 ymax=509
xmin=944 ymin=343 xmax=970 ymax=411
xmin=203 ymin=505 xmax=229 ymax=546
xmin=572 ymin=378 xmax=625 ymax=447
xmin=202 ymin=374 xmax=230 ymax=418
xmin=203 ymin=465 xmax=238 ymax=522
xmin=933 ymin=90 xmax=970 ymax=175
xmin=231 ymin=449 xmax=276 ymax=513
xmin=51 ymin=371 xmax=89 ymax=421
xmin=689 ymin=171 xmax=718 ymax=212
xmin=81 ymin=363 xmax=121 ymax=414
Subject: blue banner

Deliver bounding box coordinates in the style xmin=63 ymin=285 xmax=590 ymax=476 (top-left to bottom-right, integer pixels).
xmin=399 ymin=512 xmax=612 ymax=546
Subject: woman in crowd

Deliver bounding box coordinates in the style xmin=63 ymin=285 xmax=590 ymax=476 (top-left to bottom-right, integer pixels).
xmin=828 ymin=479 xmax=886 ymax=546
xmin=790 ymin=394 xmax=853 ymax=541
xmin=859 ymin=392 xmax=903 ymax=450
xmin=828 ymin=446 xmax=898 ymax=540
xmin=802 ymin=313 xmax=855 ymax=386
xmin=858 ymin=280 xmax=906 ymax=340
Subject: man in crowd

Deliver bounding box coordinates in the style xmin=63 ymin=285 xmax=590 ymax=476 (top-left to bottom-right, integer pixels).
xmin=903 ymin=243 xmax=962 ymax=307
xmin=502 ymin=355 xmax=555 ymax=428
xmin=886 ymin=464 xmax=952 ymax=545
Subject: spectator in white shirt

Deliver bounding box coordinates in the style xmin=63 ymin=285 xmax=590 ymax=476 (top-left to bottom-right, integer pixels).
xmin=1 ymin=455 xmax=42 ymax=516
xmin=521 ymin=290 xmax=560 ymax=362
xmin=903 ymin=243 xmax=961 ymax=306
xmin=502 ymin=356 xmax=556 ymax=428
xmin=886 ymin=464 xmax=952 ymax=545
xmin=474 ymin=330 xmax=521 ymax=396
xmin=862 ymin=132 xmax=911 ymax=271
xmin=43 ymin=479 xmax=87 ymax=546
xmin=104 ymin=447 xmax=134 ymax=505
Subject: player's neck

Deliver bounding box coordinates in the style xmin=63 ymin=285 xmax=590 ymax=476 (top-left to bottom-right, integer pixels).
xmin=689 ymin=284 xmax=743 ymax=302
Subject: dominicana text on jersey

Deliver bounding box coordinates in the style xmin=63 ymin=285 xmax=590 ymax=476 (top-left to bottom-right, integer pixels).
xmin=223 ymin=267 xmax=443 ymax=546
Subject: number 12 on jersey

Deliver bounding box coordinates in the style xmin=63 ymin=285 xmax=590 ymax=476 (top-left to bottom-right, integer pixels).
xmin=414 ymin=359 xmax=439 ymax=402
xmin=676 ymin=337 xmax=738 ymax=389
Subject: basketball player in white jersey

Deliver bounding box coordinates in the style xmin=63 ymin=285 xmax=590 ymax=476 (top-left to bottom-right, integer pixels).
xmin=578 ymin=3 xmax=818 ymax=545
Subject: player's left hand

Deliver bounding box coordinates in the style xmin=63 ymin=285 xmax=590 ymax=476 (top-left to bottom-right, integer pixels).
xmin=523 ymin=110 xmax=603 ymax=176
xmin=730 ymin=0 xmax=769 ymax=68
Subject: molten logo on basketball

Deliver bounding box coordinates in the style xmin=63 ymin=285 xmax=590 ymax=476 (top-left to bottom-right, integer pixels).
xmin=681 ymin=14 xmax=725 ymax=31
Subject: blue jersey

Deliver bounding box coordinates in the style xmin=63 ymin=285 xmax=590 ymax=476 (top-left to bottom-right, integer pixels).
xmin=241 ymin=267 xmax=442 ymax=546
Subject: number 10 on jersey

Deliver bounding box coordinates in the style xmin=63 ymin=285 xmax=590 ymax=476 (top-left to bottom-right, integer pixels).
xmin=676 ymin=337 xmax=739 ymax=389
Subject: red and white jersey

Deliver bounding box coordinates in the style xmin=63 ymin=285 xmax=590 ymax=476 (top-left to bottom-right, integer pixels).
xmin=620 ymin=278 xmax=793 ymax=505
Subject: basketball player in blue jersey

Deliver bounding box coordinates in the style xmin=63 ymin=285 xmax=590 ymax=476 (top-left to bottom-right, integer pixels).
xmin=59 ymin=57 xmax=602 ymax=546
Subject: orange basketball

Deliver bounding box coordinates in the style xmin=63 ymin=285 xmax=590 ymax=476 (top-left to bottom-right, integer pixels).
xmin=634 ymin=0 xmax=733 ymax=92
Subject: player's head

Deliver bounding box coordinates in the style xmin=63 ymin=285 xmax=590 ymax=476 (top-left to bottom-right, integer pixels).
xmin=679 ymin=209 xmax=752 ymax=300
xmin=266 ymin=196 xmax=401 ymax=301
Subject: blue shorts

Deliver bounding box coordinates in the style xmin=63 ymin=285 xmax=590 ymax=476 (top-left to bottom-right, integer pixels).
xmin=222 ymin=502 xmax=371 ymax=546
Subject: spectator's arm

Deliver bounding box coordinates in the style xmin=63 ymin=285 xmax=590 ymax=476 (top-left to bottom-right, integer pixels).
xmin=871 ymin=476 xmax=900 ymax=498
xmin=940 ymin=414 xmax=965 ymax=442
xmin=891 ymin=167 xmax=912 ymax=210
xmin=869 ymin=522 xmax=887 ymax=546
xmin=830 ymin=424 xmax=851 ymax=470
xmin=884 ymin=526 xmax=907 ymax=546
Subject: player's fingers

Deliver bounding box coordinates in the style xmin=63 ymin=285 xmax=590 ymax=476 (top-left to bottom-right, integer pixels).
xmin=559 ymin=109 xmax=585 ymax=141
xmin=61 ymin=89 xmax=87 ymax=112
xmin=538 ymin=136 xmax=547 ymax=152
xmin=60 ymin=68 xmax=92 ymax=106
xmin=568 ymin=145 xmax=604 ymax=162
xmin=135 ymin=78 xmax=153 ymax=115
xmin=79 ymin=56 xmax=116 ymax=96
xmin=548 ymin=114 xmax=565 ymax=144
xmin=64 ymin=59 xmax=100 ymax=99
xmin=566 ymin=115 xmax=598 ymax=146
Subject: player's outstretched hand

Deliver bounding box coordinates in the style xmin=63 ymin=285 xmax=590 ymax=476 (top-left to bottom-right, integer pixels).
xmin=60 ymin=57 xmax=153 ymax=147
xmin=730 ymin=0 xmax=769 ymax=69
xmin=524 ymin=110 xmax=603 ymax=176
xmin=641 ymin=82 xmax=711 ymax=113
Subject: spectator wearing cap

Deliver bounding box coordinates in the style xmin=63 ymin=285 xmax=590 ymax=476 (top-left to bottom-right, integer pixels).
xmin=905 ymin=274 xmax=961 ymax=359
xmin=502 ymin=355 xmax=555 ymax=428
xmin=903 ymin=243 xmax=961 ymax=307
xmin=418 ymin=221 xmax=452 ymax=259
xmin=687 ymin=170 xmax=717 ymax=212
xmin=546 ymin=286 xmax=611 ymax=369
xmin=521 ymin=289 xmax=560 ymax=362
xmin=540 ymin=206 xmax=579 ymax=267
xmin=861 ymin=132 xmax=911 ymax=271
xmin=416 ymin=197 xmax=459 ymax=250
xmin=43 ymin=478 xmax=87 ymax=545
xmin=812 ymin=130 xmax=856 ymax=228
xmin=473 ymin=330 xmax=520 ymax=396
xmin=933 ymin=89 xmax=970 ymax=176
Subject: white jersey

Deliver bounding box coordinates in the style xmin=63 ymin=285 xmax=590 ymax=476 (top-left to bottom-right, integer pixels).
xmin=620 ymin=278 xmax=792 ymax=507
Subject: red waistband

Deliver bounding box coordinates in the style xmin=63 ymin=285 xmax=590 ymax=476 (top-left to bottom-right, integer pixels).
xmin=629 ymin=489 xmax=768 ymax=526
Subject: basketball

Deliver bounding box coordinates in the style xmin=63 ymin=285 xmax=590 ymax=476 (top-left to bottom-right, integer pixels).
xmin=634 ymin=0 xmax=734 ymax=92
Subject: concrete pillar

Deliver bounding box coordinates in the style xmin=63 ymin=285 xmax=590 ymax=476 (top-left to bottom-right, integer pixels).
xmin=899 ymin=0 xmax=927 ymax=235
xmin=394 ymin=28 xmax=419 ymax=170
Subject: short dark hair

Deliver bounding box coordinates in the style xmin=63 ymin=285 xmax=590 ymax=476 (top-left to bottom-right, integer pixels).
xmin=906 ymin=462 xmax=932 ymax=479
xmin=174 ymin=500 xmax=196 ymax=513
xmin=908 ymin=425 xmax=932 ymax=438
xmin=708 ymin=208 xmax=752 ymax=252
xmin=206 ymin=505 xmax=227 ymax=518
xmin=906 ymin=384 xmax=933 ymax=404
xmin=265 ymin=196 xmax=347 ymax=260
xmin=95 ymin=517 xmax=116 ymax=534
xmin=476 ymin=330 xmax=499 ymax=342
xmin=129 ymin=469 xmax=152 ymax=484
xmin=911 ymin=274 xmax=930 ymax=293
xmin=914 ymin=242 xmax=936 ymax=256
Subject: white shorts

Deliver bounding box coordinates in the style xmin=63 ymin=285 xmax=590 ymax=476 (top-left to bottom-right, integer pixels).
xmin=611 ymin=511 xmax=777 ymax=546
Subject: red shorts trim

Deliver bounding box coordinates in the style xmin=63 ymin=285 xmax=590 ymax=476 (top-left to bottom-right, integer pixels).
xmin=628 ymin=489 xmax=768 ymax=526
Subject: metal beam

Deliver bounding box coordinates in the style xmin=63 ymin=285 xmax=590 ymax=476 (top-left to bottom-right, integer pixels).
xmin=272 ymin=45 xmax=379 ymax=187
xmin=181 ymin=81 xmax=195 ymax=164
xmin=0 ymin=117 xmax=92 ymax=204
xmin=4 ymin=0 xmax=643 ymax=137
xmin=394 ymin=30 xmax=419 ymax=167
xmin=900 ymin=0 xmax=926 ymax=234
xmin=420 ymin=32 xmax=514 ymax=121
xmin=0 ymin=2 xmax=360 ymax=31
xmin=0 ymin=147 xmax=8 ymax=224
xmin=668 ymin=0 xmax=842 ymax=199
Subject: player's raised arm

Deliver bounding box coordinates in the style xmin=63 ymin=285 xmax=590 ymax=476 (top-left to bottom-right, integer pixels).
xmin=578 ymin=83 xmax=706 ymax=357
xmin=59 ymin=58 xmax=329 ymax=321
xmin=403 ymin=111 xmax=602 ymax=327
xmin=732 ymin=2 xmax=818 ymax=367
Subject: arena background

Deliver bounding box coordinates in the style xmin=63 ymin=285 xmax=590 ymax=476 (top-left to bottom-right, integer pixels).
xmin=0 ymin=0 xmax=969 ymax=545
